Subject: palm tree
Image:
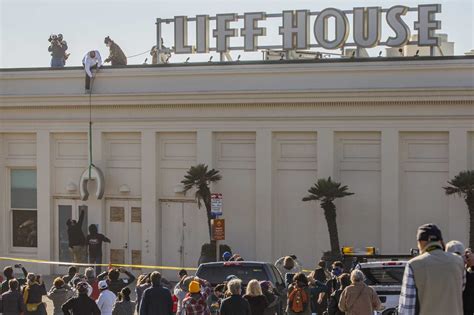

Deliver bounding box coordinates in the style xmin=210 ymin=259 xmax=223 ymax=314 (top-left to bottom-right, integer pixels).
xmin=181 ymin=163 xmax=222 ymax=241
xmin=302 ymin=177 xmax=354 ymax=254
xmin=444 ymin=170 xmax=474 ymax=248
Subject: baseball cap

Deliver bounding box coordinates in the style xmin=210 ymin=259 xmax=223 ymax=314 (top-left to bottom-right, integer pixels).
xmin=445 ymin=240 xmax=465 ymax=255
xmin=98 ymin=280 xmax=108 ymax=290
xmin=417 ymin=223 xmax=443 ymax=242
xmin=222 ymin=251 xmax=232 ymax=261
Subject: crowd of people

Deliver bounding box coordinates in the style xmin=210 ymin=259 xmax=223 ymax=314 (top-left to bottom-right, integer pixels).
xmin=0 ymin=222 xmax=472 ymax=315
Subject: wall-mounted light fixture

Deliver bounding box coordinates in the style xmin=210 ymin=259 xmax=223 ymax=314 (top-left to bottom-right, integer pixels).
xmin=173 ymin=184 xmax=185 ymax=193
xmin=119 ymin=184 xmax=131 ymax=194
xmin=66 ymin=181 xmax=77 ymax=193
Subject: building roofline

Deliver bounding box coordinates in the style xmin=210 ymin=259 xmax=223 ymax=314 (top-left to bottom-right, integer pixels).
xmin=1 ymin=55 xmax=473 ymax=72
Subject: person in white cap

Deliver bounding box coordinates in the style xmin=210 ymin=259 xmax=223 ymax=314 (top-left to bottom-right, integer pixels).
xmin=96 ymin=280 xmax=116 ymax=315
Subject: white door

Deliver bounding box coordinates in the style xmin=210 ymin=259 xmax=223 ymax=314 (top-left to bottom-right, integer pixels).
xmin=161 ymin=200 xmax=207 ymax=279
xmin=106 ymin=200 xmax=142 ymax=270
xmin=55 ymin=199 xmax=89 ymax=274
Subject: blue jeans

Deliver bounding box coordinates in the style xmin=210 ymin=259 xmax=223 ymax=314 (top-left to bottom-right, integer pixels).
xmin=51 ymin=57 xmax=64 ymax=68
xmin=89 ymin=254 xmax=103 ymax=275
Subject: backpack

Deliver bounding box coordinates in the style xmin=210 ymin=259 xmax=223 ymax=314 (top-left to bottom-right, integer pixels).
xmin=288 ymin=286 xmax=308 ymax=313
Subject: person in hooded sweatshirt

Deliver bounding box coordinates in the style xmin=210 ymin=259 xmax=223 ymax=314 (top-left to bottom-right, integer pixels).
xmin=86 ymin=224 xmax=111 ymax=275
xmin=243 ymin=280 xmax=268 ymax=315
xmin=47 ymin=277 xmax=73 ymax=315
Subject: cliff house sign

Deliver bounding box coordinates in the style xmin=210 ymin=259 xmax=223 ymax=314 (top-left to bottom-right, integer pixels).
xmin=155 ymin=4 xmax=442 ymax=56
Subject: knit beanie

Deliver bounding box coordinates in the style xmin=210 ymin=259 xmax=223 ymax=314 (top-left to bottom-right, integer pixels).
xmin=189 ymin=281 xmax=200 ymax=294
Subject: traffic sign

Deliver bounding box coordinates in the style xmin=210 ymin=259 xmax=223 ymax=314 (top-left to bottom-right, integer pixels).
xmin=211 ymin=219 xmax=225 ymax=241
xmin=211 ymin=193 xmax=223 ymax=216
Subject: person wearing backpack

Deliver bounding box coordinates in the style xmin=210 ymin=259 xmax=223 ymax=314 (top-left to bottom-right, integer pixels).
xmin=338 ymin=270 xmax=382 ymax=315
xmin=287 ymin=273 xmax=311 ymax=315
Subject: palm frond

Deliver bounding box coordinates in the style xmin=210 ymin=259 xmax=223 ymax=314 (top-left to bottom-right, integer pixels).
xmin=444 ymin=170 xmax=474 ymax=197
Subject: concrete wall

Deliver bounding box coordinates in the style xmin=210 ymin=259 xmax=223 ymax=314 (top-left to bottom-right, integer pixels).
xmin=0 ymin=58 xmax=473 ymax=274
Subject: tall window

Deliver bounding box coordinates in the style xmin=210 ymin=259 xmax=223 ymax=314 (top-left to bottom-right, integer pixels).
xmin=10 ymin=169 xmax=37 ymax=248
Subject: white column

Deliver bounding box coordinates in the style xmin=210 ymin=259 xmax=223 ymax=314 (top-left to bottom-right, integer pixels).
xmin=141 ymin=130 xmax=158 ymax=265
xmin=36 ymin=131 xmax=52 ymax=274
xmin=448 ymin=129 xmax=468 ymax=243
xmin=380 ymin=129 xmax=400 ymax=253
xmin=89 ymin=129 xmax=104 ymax=236
xmin=197 ymin=130 xmax=214 ymax=167
xmin=255 ymin=129 xmax=273 ymax=261
xmin=316 ymin=129 xmax=334 ymax=254
xmin=0 ymin=135 xmax=5 ymax=256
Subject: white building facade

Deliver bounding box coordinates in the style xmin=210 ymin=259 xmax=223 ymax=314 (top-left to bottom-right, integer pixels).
xmin=1 ymin=56 xmax=473 ymax=276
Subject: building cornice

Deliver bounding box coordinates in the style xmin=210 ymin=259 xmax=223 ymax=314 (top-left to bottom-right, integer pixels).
xmin=1 ymin=88 xmax=473 ymax=108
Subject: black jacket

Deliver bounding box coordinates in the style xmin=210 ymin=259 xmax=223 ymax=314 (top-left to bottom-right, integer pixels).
xmin=464 ymin=270 xmax=474 ymax=314
xmin=327 ymin=289 xmax=344 ymax=315
xmin=62 ymin=294 xmax=101 ymax=315
xmin=139 ymin=284 xmax=173 ymax=315
xmin=67 ymin=211 xmax=86 ymax=247
xmin=0 ymin=290 xmax=25 ymax=315
xmin=23 ymin=282 xmax=47 ymax=304
xmin=220 ymin=295 xmax=251 ymax=315
xmin=244 ymin=295 xmax=268 ymax=315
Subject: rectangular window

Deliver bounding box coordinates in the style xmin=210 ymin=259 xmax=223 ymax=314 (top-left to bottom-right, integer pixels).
xmin=10 ymin=169 xmax=37 ymax=248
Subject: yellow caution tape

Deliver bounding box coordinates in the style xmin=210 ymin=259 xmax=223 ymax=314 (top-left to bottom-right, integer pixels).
xmin=0 ymin=257 xmax=197 ymax=271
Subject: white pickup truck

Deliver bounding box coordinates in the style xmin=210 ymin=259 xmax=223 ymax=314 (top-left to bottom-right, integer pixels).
xmin=355 ymin=260 xmax=406 ymax=315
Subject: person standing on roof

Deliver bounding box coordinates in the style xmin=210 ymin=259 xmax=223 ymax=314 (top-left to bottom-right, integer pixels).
xmin=104 ymin=36 xmax=127 ymax=66
xmin=82 ymin=50 xmax=102 ymax=92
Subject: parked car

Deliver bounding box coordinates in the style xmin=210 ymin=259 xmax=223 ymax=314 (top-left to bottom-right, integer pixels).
xmin=196 ymin=261 xmax=286 ymax=314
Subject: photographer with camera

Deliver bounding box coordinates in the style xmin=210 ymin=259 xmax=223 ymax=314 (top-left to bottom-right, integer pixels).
xmin=48 ymin=33 xmax=69 ymax=68
xmin=1 ymin=264 xmax=28 ymax=294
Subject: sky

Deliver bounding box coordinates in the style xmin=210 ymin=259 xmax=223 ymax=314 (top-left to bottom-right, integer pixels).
xmin=0 ymin=0 xmax=473 ymax=68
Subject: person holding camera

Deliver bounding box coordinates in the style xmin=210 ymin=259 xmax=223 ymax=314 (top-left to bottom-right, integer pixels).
xmin=48 ymin=34 xmax=68 ymax=68
xmin=1 ymin=264 xmax=28 ymax=294
xmin=104 ymin=36 xmax=127 ymax=66
xmin=97 ymin=268 xmax=135 ymax=296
